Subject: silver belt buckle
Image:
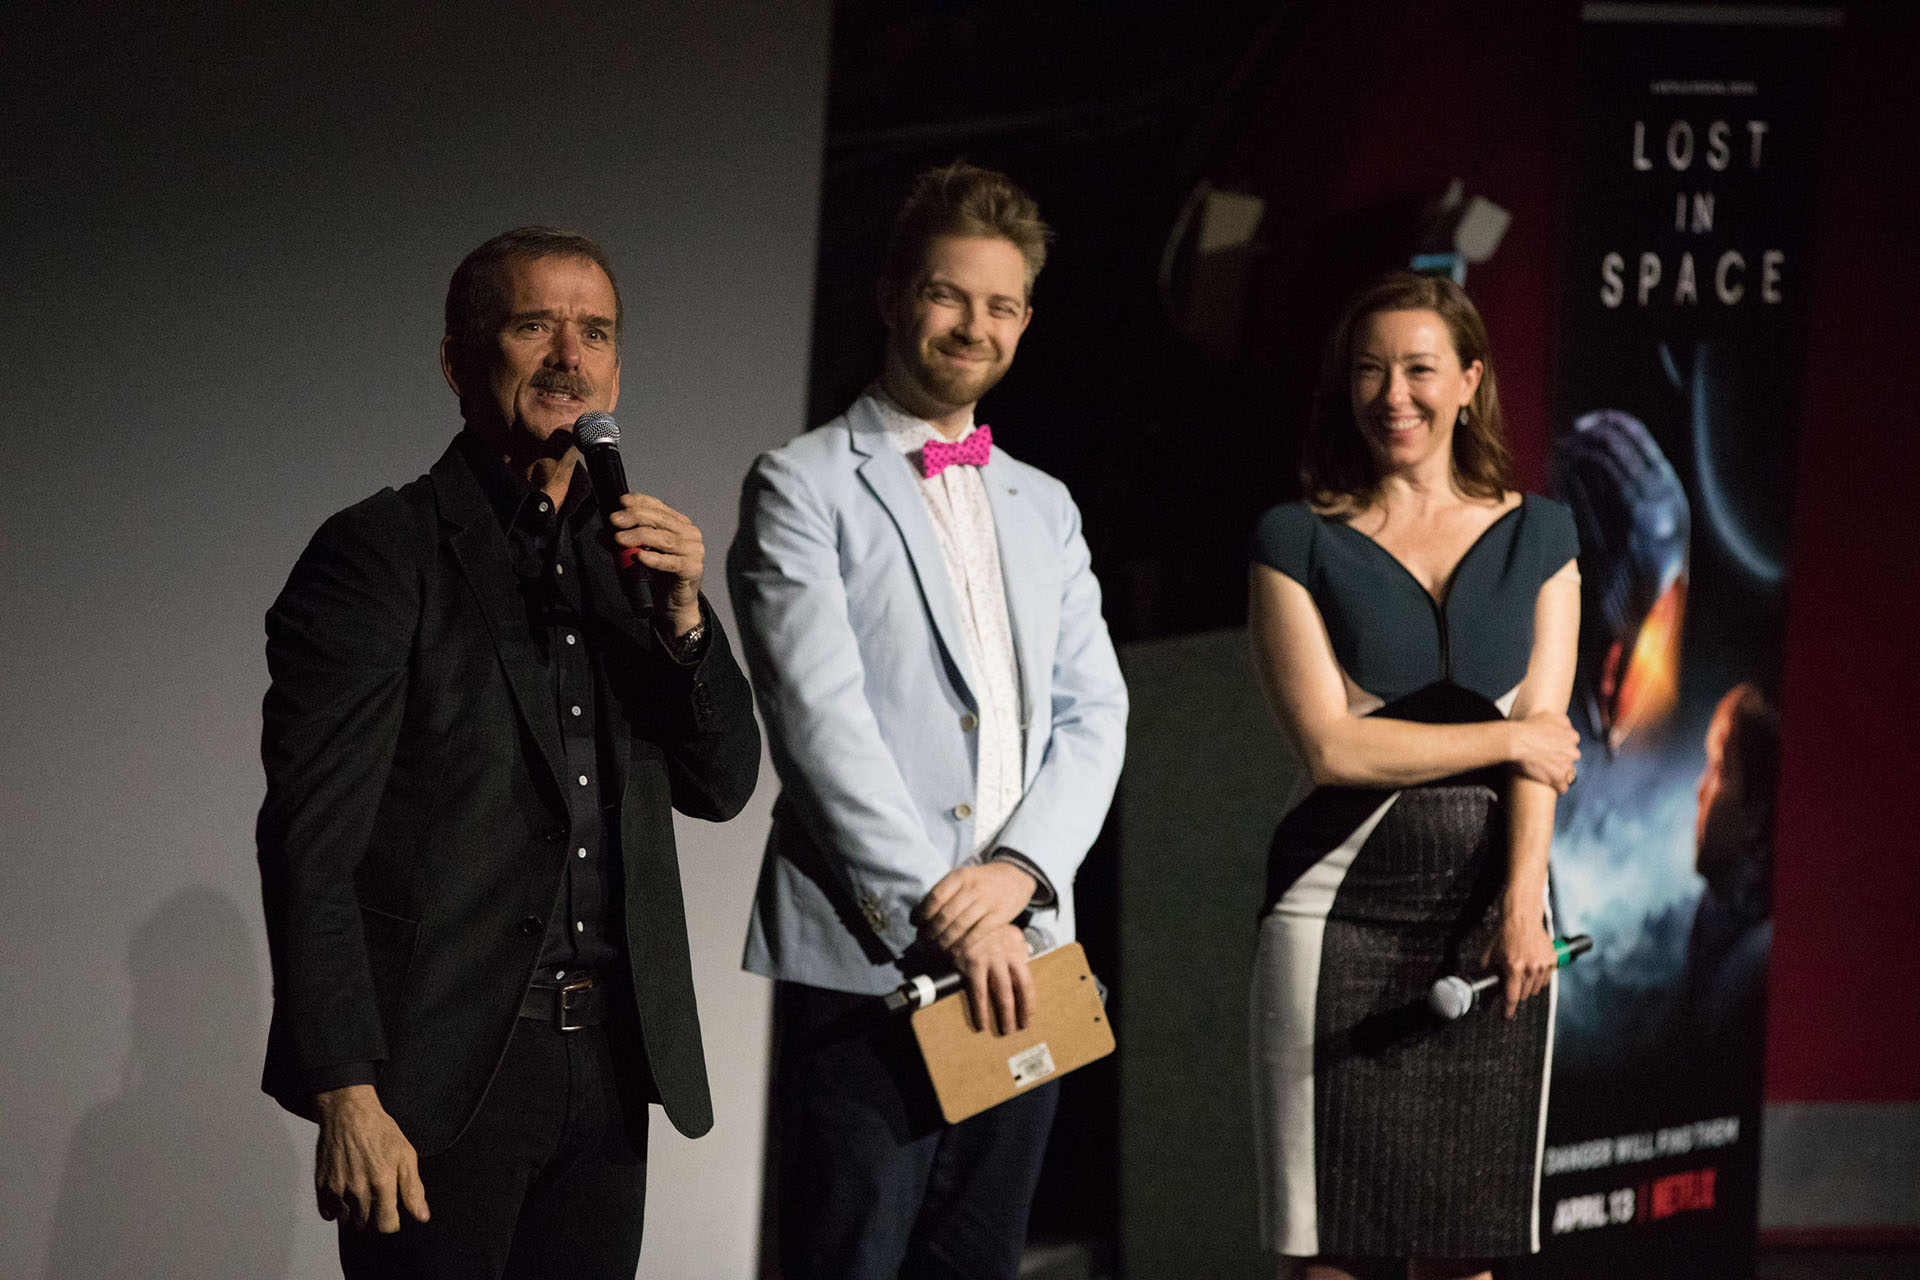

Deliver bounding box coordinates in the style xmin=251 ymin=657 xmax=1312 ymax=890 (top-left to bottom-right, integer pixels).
xmin=556 ymin=976 xmax=594 ymax=1031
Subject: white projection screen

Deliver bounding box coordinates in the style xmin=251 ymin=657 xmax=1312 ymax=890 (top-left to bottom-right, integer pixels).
xmin=0 ymin=5 xmax=829 ymax=1277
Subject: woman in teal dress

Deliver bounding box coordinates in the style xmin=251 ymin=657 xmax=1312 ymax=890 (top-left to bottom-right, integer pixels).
xmin=1246 ymin=271 xmax=1581 ymax=1280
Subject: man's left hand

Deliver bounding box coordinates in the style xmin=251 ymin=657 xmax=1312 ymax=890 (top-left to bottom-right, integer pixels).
xmin=608 ymin=492 xmax=705 ymax=637
xmin=916 ymin=861 xmax=1035 ymax=952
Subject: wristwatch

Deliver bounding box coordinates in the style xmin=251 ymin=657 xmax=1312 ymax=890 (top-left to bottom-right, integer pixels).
xmin=663 ymin=617 xmax=708 ymax=663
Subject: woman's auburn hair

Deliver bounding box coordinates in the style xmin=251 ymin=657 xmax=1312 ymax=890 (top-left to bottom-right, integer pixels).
xmin=1301 ymin=269 xmax=1515 ymax=511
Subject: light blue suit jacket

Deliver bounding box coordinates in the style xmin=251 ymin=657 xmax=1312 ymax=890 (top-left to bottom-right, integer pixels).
xmin=728 ymin=394 xmax=1128 ymax=995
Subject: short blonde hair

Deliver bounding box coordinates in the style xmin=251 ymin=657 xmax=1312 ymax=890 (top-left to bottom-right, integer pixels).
xmin=882 ymin=161 xmax=1050 ymax=295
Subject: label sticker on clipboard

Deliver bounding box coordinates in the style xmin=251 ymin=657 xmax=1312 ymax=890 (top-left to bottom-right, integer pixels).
xmin=1008 ymin=1042 xmax=1056 ymax=1088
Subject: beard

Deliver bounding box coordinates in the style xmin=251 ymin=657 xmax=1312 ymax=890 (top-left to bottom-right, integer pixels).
xmin=898 ymin=331 xmax=1008 ymax=409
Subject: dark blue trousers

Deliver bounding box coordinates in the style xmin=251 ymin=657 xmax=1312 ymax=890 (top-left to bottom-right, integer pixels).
xmin=771 ymin=979 xmax=1059 ymax=1280
xmin=337 ymin=1015 xmax=649 ymax=1280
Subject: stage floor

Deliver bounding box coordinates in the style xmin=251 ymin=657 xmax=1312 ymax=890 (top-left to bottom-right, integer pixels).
xmin=1757 ymin=1244 xmax=1920 ymax=1280
xmin=1020 ymin=1240 xmax=1920 ymax=1279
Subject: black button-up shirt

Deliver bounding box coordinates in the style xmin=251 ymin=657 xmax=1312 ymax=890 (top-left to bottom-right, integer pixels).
xmin=466 ymin=432 xmax=621 ymax=984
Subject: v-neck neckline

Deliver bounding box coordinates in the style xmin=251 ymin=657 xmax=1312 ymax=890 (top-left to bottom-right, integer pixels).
xmin=1326 ymin=498 xmax=1524 ymax=609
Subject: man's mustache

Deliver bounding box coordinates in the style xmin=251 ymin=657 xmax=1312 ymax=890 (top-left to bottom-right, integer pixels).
xmin=530 ymin=370 xmax=595 ymax=399
xmin=935 ymin=338 xmax=996 ymax=361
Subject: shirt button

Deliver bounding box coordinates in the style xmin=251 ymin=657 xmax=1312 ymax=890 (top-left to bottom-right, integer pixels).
xmin=960 ymin=713 xmax=978 ymax=732
xmin=575 ymin=921 xmax=585 ymax=933
xmin=953 ymin=802 xmax=974 ymax=820
xmin=555 ymin=969 xmax=567 ymax=980
xmin=565 ymin=633 xmax=578 ymax=646
xmin=577 ymin=847 xmax=588 ymax=859
xmin=578 ymin=774 xmax=590 ymax=787
xmin=571 ymin=705 xmax=583 ymax=717
xmin=538 ymin=501 xmax=551 ymax=513
xmin=555 ymin=563 xmax=565 ymax=575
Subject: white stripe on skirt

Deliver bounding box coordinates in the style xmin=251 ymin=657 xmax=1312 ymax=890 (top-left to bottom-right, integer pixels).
xmin=1249 ymin=791 xmax=1401 ymax=1257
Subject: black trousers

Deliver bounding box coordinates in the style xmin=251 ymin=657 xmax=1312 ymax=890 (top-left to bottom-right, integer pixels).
xmin=337 ymin=1014 xmax=649 ymax=1280
xmin=771 ymin=979 xmax=1060 ymax=1280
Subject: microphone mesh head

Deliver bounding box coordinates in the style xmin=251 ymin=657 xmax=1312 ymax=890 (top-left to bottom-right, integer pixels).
xmin=1428 ymin=975 xmax=1475 ymax=1022
xmin=573 ymin=411 xmax=620 ymax=448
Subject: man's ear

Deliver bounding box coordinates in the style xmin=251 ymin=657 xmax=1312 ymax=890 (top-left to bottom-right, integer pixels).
xmin=440 ymin=336 xmax=465 ymax=397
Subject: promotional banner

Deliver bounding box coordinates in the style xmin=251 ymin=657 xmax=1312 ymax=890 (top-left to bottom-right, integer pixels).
xmin=1520 ymin=7 xmax=1840 ymax=1278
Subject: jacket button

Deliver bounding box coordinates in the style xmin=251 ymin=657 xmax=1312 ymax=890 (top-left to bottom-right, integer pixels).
xmin=518 ymin=916 xmax=544 ymax=937
xmin=542 ymin=827 xmax=566 ymax=845
xmin=959 ymin=713 xmax=978 ymax=732
xmin=952 ymin=802 xmax=973 ymax=820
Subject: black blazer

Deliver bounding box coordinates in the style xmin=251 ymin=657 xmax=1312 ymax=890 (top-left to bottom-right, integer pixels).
xmin=257 ymin=437 xmax=760 ymax=1154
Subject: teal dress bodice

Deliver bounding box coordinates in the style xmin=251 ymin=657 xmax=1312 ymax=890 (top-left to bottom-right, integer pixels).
xmin=1250 ymin=494 xmax=1579 ymax=706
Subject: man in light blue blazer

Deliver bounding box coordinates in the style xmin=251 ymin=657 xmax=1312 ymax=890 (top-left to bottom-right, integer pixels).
xmin=727 ymin=163 xmax=1127 ymax=1280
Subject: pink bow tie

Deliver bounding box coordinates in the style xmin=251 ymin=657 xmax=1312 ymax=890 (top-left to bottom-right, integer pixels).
xmin=919 ymin=424 xmax=992 ymax=478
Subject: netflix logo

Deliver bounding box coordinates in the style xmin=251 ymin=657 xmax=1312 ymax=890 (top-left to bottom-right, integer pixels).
xmin=1644 ymin=1167 xmax=1718 ymax=1221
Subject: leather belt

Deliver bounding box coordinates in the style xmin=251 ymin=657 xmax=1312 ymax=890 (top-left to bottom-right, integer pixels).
xmin=520 ymin=975 xmax=608 ymax=1031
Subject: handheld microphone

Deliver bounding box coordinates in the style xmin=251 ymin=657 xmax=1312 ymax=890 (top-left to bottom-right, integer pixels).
xmin=1427 ymin=933 xmax=1593 ymax=1022
xmin=571 ymin=411 xmax=653 ymax=618
xmin=883 ymin=970 xmax=964 ymax=1016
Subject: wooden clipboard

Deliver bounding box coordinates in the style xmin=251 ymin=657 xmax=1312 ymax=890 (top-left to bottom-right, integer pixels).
xmin=909 ymin=941 xmax=1115 ymax=1124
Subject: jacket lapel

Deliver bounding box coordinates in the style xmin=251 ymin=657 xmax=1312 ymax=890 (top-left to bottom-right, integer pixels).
xmin=846 ymin=400 xmax=978 ymax=705
xmin=430 ymin=445 xmax=569 ymax=800
xmin=981 ymin=454 xmax=1051 ymax=744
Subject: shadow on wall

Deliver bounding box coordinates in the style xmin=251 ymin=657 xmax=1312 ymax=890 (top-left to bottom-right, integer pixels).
xmin=44 ymin=885 xmax=298 ymax=1280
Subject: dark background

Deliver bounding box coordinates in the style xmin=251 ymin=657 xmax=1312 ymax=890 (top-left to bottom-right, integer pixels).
xmin=807 ymin=0 xmax=1918 ymax=1273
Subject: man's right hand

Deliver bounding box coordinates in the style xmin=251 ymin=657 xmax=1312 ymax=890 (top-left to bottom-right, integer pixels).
xmin=947 ymin=921 xmax=1036 ymax=1036
xmin=313 ymin=1084 xmax=429 ymax=1233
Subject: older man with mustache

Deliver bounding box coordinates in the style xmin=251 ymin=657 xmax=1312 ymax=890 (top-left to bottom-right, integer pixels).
xmin=728 ymin=163 xmax=1128 ymax=1280
xmin=257 ymin=226 xmax=761 ymax=1278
